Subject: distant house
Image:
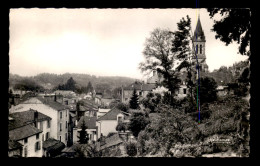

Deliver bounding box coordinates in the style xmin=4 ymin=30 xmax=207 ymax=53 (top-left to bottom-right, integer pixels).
xmin=176 ymin=82 xmax=188 ymax=99
xmin=96 ymin=108 xmax=130 ymax=139
xmin=146 ymin=70 xmax=163 ymax=84
xmin=9 ymin=97 xmax=70 ymax=146
xmin=8 ymin=109 xmax=52 ymax=157
xmin=73 ymin=116 xmax=98 ymax=144
xmin=121 ymin=81 xmax=156 ymax=103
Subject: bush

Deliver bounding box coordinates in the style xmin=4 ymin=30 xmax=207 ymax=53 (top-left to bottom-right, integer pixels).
xmin=128 ymin=111 xmax=150 ymax=137
xmin=125 ymin=142 xmax=137 ymax=156
xmin=116 ymin=123 xmax=127 ymax=132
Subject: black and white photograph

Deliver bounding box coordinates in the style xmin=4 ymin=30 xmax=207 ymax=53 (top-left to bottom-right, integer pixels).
xmin=8 ymin=8 xmax=250 ymax=158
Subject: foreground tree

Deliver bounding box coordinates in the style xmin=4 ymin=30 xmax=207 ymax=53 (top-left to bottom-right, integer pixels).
xmin=195 ymin=76 xmax=218 ymax=105
xmin=171 ymin=15 xmax=195 ymax=99
xmin=207 ymin=8 xmax=251 ymax=56
xmin=128 ymin=110 xmax=150 ymax=137
xmin=139 ymin=28 xmax=181 ymax=104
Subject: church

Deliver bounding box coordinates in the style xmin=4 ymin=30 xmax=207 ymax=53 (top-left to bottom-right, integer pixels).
xmin=146 ymin=16 xmax=209 ymax=99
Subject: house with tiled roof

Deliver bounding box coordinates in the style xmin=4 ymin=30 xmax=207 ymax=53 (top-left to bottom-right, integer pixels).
xmin=98 ymin=133 xmax=127 ymax=157
xmin=42 ymin=138 xmax=65 ymax=157
xmin=73 ymin=116 xmax=97 ymax=144
xmin=96 ymin=108 xmax=130 ymax=139
xmin=8 ymin=139 xmax=23 ymax=157
xmin=8 ymin=109 xmax=52 ymax=157
xmin=9 ymin=96 xmax=70 ymax=146
xmin=121 ymin=81 xmax=156 ymax=103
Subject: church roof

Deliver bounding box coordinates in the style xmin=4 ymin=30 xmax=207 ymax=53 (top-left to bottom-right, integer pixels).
xmin=193 ymin=16 xmax=206 ymax=42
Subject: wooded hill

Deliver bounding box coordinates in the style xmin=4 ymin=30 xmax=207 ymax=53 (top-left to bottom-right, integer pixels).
xmin=9 ymin=72 xmax=137 ymax=91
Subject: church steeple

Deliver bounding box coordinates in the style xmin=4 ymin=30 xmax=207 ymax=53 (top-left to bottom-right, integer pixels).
xmin=193 ymin=16 xmax=206 ymax=42
xmin=192 ymin=16 xmax=208 ymax=72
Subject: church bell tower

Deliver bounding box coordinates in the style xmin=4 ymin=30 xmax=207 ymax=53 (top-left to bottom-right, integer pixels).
xmin=192 ymin=16 xmax=208 ymax=72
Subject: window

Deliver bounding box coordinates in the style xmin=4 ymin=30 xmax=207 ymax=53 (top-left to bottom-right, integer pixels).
xmin=42 ymin=134 xmax=44 ymax=141
xmin=40 ymin=121 xmax=43 ymax=131
xmin=196 ymin=44 xmax=198 ymax=54
xmin=60 ymin=123 xmax=62 ymax=131
xmin=24 ymin=138 xmax=28 ymax=144
xmin=36 ymin=133 xmax=39 ymax=139
xmin=66 ymin=110 xmax=67 ymax=117
xmin=60 ymin=111 xmax=62 ymax=119
xmin=139 ymin=91 xmax=142 ymax=96
xmin=66 ymin=121 xmax=68 ymax=129
xmin=183 ymin=89 xmax=187 ymax=94
xmin=65 ymin=133 xmax=67 ymax=141
xmin=200 ymin=44 xmax=202 ymax=54
xmin=46 ymin=132 xmax=49 ymax=140
xmin=35 ymin=141 xmax=41 ymax=151
xmin=24 ymin=146 xmax=28 ymax=157
xmin=59 ymin=136 xmax=62 ymax=142
xmin=47 ymin=120 xmax=50 ymax=128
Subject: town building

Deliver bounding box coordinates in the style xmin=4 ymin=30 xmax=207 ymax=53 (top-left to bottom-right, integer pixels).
xmin=96 ymin=108 xmax=130 ymax=139
xmin=121 ymin=81 xmax=156 ymax=103
xmin=8 ymin=109 xmax=52 ymax=157
xmin=192 ymin=15 xmax=209 ymax=73
xmin=9 ymin=97 xmax=70 ymax=146
xmin=73 ymin=116 xmax=98 ymax=144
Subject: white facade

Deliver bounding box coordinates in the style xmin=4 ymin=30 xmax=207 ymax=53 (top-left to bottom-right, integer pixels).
xmin=9 ymin=97 xmax=69 ymax=146
xmin=96 ymin=120 xmax=118 ymax=138
xmin=18 ymin=133 xmax=43 ymax=157
xmin=96 ymin=113 xmax=126 ymax=139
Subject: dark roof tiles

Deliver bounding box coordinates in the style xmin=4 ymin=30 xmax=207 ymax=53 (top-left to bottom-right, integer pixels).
xmin=37 ymin=97 xmax=69 ymax=111
xmin=77 ymin=116 xmax=97 ymax=129
xmin=9 ymin=124 xmax=42 ymax=141
xmin=9 ymin=109 xmax=51 ymax=130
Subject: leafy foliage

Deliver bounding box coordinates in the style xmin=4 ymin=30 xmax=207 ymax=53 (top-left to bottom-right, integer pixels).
xmin=128 ymin=111 xmax=150 ymax=137
xmin=13 ymin=78 xmax=44 ymax=92
xmin=116 ymin=122 xmax=127 ymax=132
xmin=139 ymin=28 xmax=181 ymax=103
xmin=207 ymin=8 xmax=251 ymax=56
xmin=125 ymin=142 xmax=137 ymax=156
xmin=194 ymin=76 xmax=218 ymax=104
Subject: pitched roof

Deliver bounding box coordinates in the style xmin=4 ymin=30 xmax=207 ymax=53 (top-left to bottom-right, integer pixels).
xmin=9 ymin=109 xmax=51 ymax=130
xmin=97 ymin=107 xmax=129 ymax=121
xmin=43 ymin=138 xmax=65 ymax=153
xmin=124 ymin=82 xmax=156 ymax=91
xmin=100 ymin=133 xmax=124 ymax=150
xmin=37 ymin=97 xmax=68 ymax=111
xmin=9 ymin=124 xmax=42 ymax=141
xmin=77 ymin=116 xmax=97 ymax=129
xmin=193 ymin=16 xmax=206 ymax=42
xmin=8 ymin=140 xmax=23 ymax=150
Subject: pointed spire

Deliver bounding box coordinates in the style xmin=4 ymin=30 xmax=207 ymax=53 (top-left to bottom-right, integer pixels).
xmin=193 ymin=15 xmax=206 ymax=42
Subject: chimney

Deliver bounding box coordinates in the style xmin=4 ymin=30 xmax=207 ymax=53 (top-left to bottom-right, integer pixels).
xmin=34 ymin=110 xmax=38 ymax=128
xmin=54 ymin=93 xmax=57 ymax=102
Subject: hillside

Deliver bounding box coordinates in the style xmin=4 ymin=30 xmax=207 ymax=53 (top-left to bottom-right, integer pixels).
xmin=9 ymin=72 xmax=138 ymax=91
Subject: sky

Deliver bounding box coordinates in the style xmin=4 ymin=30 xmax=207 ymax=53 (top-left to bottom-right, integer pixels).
xmin=9 ymin=8 xmax=248 ymax=80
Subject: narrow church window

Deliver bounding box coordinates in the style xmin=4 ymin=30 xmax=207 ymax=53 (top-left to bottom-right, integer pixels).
xmin=200 ymin=45 xmax=202 ymax=54
xmin=196 ymin=45 xmax=198 ymax=54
